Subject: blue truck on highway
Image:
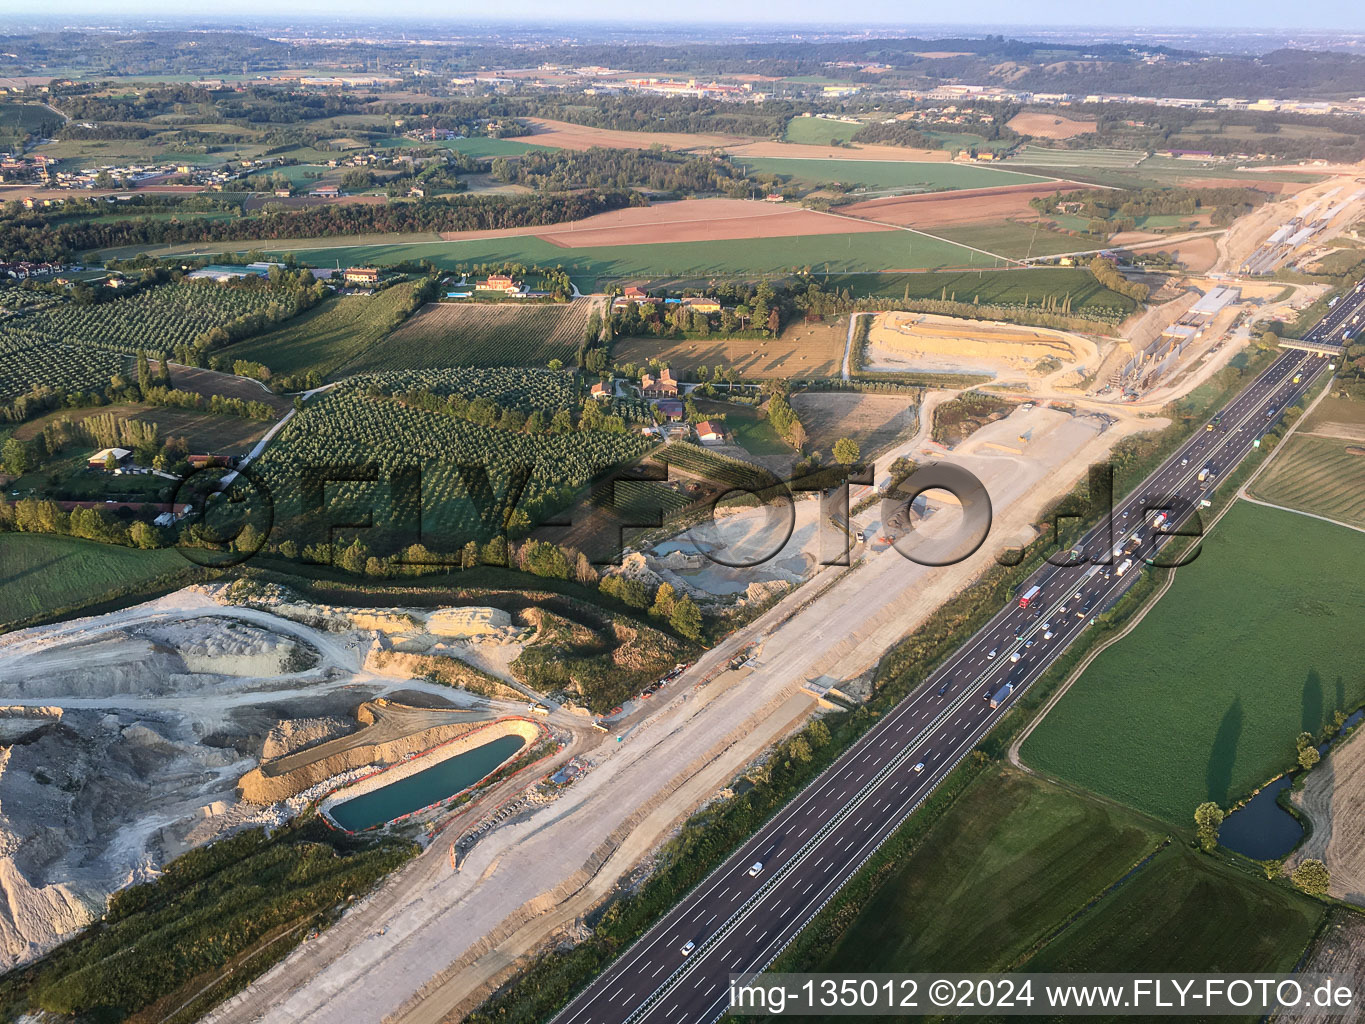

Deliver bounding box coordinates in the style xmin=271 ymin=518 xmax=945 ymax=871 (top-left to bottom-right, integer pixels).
xmin=988 ymin=683 xmax=1014 ymax=709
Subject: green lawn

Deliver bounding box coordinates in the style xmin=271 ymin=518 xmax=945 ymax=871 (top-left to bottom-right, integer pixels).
xmin=1020 ymin=500 xmax=1365 ymax=823
xmin=737 ymin=158 xmax=1053 ymax=192
xmin=228 ymin=282 xmax=421 ymax=378
xmin=820 ymin=767 xmax=1163 ymax=974
xmin=783 ymin=117 xmax=862 ymax=145
xmin=0 ymin=534 xmax=184 ymax=628
xmin=692 ymin=401 xmax=792 ymax=457
xmin=1023 ymin=842 xmax=1322 ymax=975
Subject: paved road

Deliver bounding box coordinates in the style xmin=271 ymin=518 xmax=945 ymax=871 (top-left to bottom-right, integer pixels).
xmin=552 ymin=282 xmax=1361 ymax=1024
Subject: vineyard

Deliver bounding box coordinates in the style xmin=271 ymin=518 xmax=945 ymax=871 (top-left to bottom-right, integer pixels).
xmin=349 ymin=299 xmax=598 ymax=372
xmin=0 ymin=329 xmax=126 ymax=403
xmin=254 ymin=369 xmax=653 ymax=551
xmin=15 ymin=281 xmax=307 ymax=356
xmin=365 ymin=366 xmax=580 ymax=409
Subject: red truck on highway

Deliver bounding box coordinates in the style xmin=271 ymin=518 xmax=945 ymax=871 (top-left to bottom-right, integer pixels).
xmin=1018 ymin=585 xmax=1041 ymax=609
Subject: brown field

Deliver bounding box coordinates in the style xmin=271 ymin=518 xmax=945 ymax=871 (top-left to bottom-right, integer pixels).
xmin=12 ymin=402 xmax=273 ymax=453
xmin=1175 ymin=176 xmax=1314 ymax=195
xmin=1145 ymin=235 xmax=1220 ymax=272
xmin=837 ymin=182 xmax=1097 ymax=229
xmin=789 ymin=390 xmax=919 ymax=454
xmin=519 ymin=117 xmax=748 ymax=153
xmin=1272 ymin=911 xmax=1365 ymax=1024
xmin=724 ymin=140 xmax=951 ymax=162
xmin=436 ymin=197 xmax=891 ymax=247
xmin=533 ymin=199 xmax=891 ymax=248
xmin=1006 ymin=112 xmax=1098 ymax=139
xmin=1291 ymin=721 xmax=1365 ymax=906
xmin=370 ymin=298 xmax=598 ymax=368
xmin=612 ymin=318 xmax=848 ymax=379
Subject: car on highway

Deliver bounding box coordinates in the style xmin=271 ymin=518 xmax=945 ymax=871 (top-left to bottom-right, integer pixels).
xmin=747 ymin=862 xmax=764 ymax=877
xmin=1010 ymin=651 xmax=1022 ymax=663
xmin=680 ymin=941 xmax=696 ymax=956
xmin=1025 ymin=639 xmax=1035 ymax=649
xmin=937 ymin=684 xmax=949 ymax=696
xmin=987 ymin=648 xmax=998 ymax=660
xmin=912 ymin=762 xmax=925 ymax=773
xmin=1043 ymin=624 xmax=1055 ymax=639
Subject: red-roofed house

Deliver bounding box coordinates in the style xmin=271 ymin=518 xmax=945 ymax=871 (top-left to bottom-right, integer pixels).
xmin=695 ymin=420 xmax=726 ymax=444
xmin=589 ymin=381 xmax=612 ymax=400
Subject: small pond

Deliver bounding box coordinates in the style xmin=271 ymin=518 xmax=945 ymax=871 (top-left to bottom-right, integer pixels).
xmin=329 ymin=734 xmax=526 ymax=832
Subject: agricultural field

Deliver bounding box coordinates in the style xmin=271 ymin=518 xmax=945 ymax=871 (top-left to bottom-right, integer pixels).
xmin=1022 ymin=842 xmax=1322 ymax=976
xmin=165 ymin=364 xmax=293 ymax=414
xmin=0 ymin=331 xmax=127 ymax=402
xmin=228 ymin=282 xmax=424 ymax=379
xmin=783 ymin=117 xmax=862 ymax=146
xmin=96 ymin=227 xmax=991 ymax=284
xmin=1248 ymin=395 xmax=1365 ymax=528
xmin=819 ymin=767 xmax=1163 ymax=974
xmin=612 ymin=319 xmax=847 ymax=380
xmin=736 ymin=158 xmax=1053 ymax=193
xmin=355 ymin=299 xmax=597 ymax=371
xmin=1005 ymin=112 xmax=1099 ymax=140
xmin=1006 ymin=145 xmax=1147 ymax=169
xmin=254 ymin=369 xmax=653 ymax=550
xmin=16 ymin=281 xmax=307 ymax=356
xmin=1020 ymin=501 xmax=1365 ymax=824
xmin=11 ymin=402 xmax=273 ymax=454
xmin=0 ymin=534 xmax=185 ymax=628
xmin=816 ymin=267 xmax=1137 ymax=316
xmin=929 ymin=219 xmax=1088 ymax=259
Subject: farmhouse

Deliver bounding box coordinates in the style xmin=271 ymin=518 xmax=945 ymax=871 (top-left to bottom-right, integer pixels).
xmin=695 ymin=420 xmax=727 ymax=444
xmin=655 ymin=399 xmax=685 ymax=421
xmin=623 ymin=285 xmax=649 ymax=299
xmin=641 ymin=368 xmax=679 ymax=398
xmin=589 ymin=381 xmax=612 ymax=400
xmin=309 ymin=185 xmax=341 ymax=197
xmin=88 ymin=447 xmax=132 ymax=471
xmin=343 ymin=267 xmax=380 ymax=286
xmin=681 ymin=296 xmax=722 ymax=314
xmin=479 ymin=273 xmax=523 ymax=295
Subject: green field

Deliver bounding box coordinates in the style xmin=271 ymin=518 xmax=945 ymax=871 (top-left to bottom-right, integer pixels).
xmin=228 ymin=282 xmax=421 ymax=378
xmin=1008 ymin=145 xmax=1146 ymax=169
xmin=0 ymin=102 xmax=59 ymax=139
xmin=241 ymin=230 xmax=994 ymax=287
xmin=378 ymin=136 xmax=552 ymax=158
xmin=1249 ymin=436 xmax=1365 ymax=528
xmin=738 ymin=158 xmax=1052 ymax=192
xmin=691 ymin=401 xmax=791 ymax=457
xmin=820 ymin=768 xmax=1163 ymax=974
xmin=1247 ymin=396 xmax=1365 ymax=528
xmin=12 ymin=402 xmax=271 ymax=454
xmin=1021 ymin=501 xmax=1365 ymax=823
xmin=783 ymin=117 xmax=862 ymax=145
xmin=1023 ymin=842 xmax=1322 ymax=975
xmin=0 ymin=534 xmax=184 ymax=627
xmin=813 ymin=267 xmax=1136 ymax=314
xmin=931 ymin=219 xmax=1087 ymax=259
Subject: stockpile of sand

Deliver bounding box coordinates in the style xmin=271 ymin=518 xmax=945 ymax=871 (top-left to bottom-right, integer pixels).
xmin=136 ymin=617 xmax=316 ymax=677
xmin=868 ymin=311 xmax=1081 ymax=369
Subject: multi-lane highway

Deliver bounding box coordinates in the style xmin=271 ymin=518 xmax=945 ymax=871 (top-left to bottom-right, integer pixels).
xmin=554 ymin=287 xmax=1355 ymax=1024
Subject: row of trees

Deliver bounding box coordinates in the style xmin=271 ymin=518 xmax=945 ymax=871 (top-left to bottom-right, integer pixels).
xmin=1 ymin=190 xmax=643 ymax=261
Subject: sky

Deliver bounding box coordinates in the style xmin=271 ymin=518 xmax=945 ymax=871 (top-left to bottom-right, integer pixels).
xmin=5 ymin=0 xmax=1364 ymax=31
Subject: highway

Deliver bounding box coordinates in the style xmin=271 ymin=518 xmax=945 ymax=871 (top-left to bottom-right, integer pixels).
xmin=552 ymin=283 xmax=1359 ymax=1024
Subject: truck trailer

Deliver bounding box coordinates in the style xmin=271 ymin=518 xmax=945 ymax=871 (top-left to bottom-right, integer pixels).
xmin=1018 ymin=584 xmax=1042 ymax=608
xmin=989 ymin=683 xmax=1014 ymax=709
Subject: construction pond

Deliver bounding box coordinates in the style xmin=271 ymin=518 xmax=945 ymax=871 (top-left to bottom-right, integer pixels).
xmin=322 ymin=723 xmax=539 ymax=833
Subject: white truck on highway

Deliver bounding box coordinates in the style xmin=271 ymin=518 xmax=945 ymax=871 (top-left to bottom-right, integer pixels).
xmin=1116 ymin=558 xmax=1134 ymax=576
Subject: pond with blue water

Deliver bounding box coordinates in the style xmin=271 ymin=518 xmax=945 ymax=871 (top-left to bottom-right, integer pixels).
xmin=329 ymin=734 xmax=526 ymax=832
